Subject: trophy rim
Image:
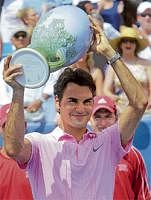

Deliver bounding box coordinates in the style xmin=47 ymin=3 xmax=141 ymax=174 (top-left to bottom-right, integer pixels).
xmin=10 ymin=48 xmax=49 ymax=88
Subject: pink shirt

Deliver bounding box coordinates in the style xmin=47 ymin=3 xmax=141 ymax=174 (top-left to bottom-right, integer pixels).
xmin=25 ymin=122 xmax=131 ymax=200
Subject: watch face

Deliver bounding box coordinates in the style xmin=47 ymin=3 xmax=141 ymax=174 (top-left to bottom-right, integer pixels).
xmin=10 ymin=48 xmax=50 ymax=88
xmin=108 ymin=52 xmax=121 ymax=65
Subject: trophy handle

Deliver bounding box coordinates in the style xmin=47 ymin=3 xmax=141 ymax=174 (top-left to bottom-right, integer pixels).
xmin=48 ymin=48 xmax=66 ymax=72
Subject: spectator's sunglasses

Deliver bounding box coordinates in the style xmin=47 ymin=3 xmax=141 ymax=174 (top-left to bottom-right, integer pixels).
xmin=14 ymin=31 xmax=27 ymax=39
xmin=121 ymin=38 xmax=137 ymax=44
xmin=140 ymin=13 xmax=151 ymax=18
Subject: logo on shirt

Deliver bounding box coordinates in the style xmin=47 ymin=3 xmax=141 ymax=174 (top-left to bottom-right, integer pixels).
xmin=93 ymin=143 xmax=103 ymax=152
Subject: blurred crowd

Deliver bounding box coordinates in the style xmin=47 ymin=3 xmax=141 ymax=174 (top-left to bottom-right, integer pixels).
xmin=0 ymin=0 xmax=151 ymax=198
xmin=0 ymin=0 xmax=151 ymax=121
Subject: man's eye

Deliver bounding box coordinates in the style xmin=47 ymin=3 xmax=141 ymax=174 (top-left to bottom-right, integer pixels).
xmin=84 ymin=100 xmax=93 ymax=105
xmin=68 ymin=99 xmax=77 ymax=103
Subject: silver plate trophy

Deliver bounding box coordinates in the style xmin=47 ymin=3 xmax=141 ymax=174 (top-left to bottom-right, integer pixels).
xmin=10 ymin=48 xmax=49 ymax=88
xmin=10 ymin=5 xmax=93 ymax=88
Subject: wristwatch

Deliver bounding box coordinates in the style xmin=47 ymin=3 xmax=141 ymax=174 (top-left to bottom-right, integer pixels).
xmin=107 ymin=52 xmax=121 ymax=65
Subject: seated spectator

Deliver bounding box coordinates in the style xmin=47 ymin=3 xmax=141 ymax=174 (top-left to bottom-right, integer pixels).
xmin=0 ymin=104 xmax=33 ymax=200
xmin=103 ymin=26 xmax=151 ymax=113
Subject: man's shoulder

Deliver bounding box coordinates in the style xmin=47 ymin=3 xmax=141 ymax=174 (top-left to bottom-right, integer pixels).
xmin=25 ymin=126 xmax=64 ymax=141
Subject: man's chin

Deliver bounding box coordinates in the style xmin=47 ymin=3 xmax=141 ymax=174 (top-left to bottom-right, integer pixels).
xmin=72 ymin=122 xmax=87 ymax=129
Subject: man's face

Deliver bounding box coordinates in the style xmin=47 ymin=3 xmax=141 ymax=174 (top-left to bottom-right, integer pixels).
xmin=92 ymin=108 xmax=117 ymax=132
xmin=11 ymin=31 xmax=30 ymax=49
xmin=137 ymin=8 xmax=151 ymax=34
xmin=57 ymin=82 xmax=93 ymax=130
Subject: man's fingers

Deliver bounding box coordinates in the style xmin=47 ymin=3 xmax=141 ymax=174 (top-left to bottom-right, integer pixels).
xmin=89 ymin=15 xmax=102 ymax=31
xmin=4 ymin=72 xmax=23 ymax=82
xmin=4 ymin=64 xmax=23 ymax=77
xmin=4 ymin=55 xmax=12 ymax=70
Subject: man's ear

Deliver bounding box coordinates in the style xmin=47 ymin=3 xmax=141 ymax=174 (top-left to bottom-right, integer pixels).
xmin=55 ymin=95 xmax=60 ymax=113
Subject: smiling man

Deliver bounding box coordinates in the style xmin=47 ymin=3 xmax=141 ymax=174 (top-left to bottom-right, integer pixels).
xmin=2 ymin=19 xmax=148 ymax=199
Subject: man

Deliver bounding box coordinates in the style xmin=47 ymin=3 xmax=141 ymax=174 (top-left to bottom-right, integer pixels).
xmin=91 ymin=95 xmax=151 ymax=199
xmin=136 ymin=1 xmax=151 ymax=61
xmin=0 ymin=104 xmax=33 ymax=200
xmin=2 ymin=18 xmax=147 ymax=199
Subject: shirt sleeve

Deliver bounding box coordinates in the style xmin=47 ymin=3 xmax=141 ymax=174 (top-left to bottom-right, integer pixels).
xmin=104 ymin=122 xmax=132 ymax=165
xmin=18 ymin=133 xmax=42 ymax=169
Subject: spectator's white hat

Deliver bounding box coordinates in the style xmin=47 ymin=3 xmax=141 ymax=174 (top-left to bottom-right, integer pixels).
xmin=137 ymin=1 xmax=151 ymax=14
xmin=10 ymin=26 xmax=28 ymax=38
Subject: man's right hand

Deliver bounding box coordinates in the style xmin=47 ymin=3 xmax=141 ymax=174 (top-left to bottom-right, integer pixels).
xmin=3 ymin=55 xmax=24 ymax=91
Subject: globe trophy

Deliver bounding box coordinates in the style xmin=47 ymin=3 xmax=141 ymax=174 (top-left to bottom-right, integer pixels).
xmin=10 ymin=5 xmax=93 ymax=88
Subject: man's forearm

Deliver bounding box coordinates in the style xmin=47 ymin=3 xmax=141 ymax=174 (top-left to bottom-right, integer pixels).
xmin=112 ymin=58 xmax=147 ymax=109
xmin=4 ymin=89 xmax=25 ymax=158
xmin=104 ymin=49 xmax=147 ymax=110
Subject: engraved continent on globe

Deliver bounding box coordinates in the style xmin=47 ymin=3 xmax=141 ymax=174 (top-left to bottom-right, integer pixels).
xmin=31 ymin=16 xmax=77 ymax=70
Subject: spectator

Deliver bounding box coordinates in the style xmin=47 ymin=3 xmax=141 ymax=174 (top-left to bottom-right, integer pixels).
xmin=2 ymin=18 xmax=148 ymax=199
xmin=0 ymin=0 xmax=24 ymax=43
xmin=17 ymin=7 xmax=39 ymax=39
xmin=97 ymin=0 xmax=124 ymax=30
xmin=77 ymin=0 xmax=96 ymax=14
xmin=136 ymin=1 xmax=151 ymax=61
xmin=0 ymin=27 xmax=45 ymax=123
xmin=91 ymin=95 xmax=151 ymax=199
xmin=104 ymin=26 xmax=151 ymax=113
xmin=0 ymin=27 xmax=30 ymax=106
xmin=0 ymin=104 xmax=33 ymax=200
xmin=122 ymin=0 xmax=143 ymax=27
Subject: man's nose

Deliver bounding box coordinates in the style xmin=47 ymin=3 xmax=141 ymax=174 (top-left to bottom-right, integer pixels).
xmin=75 ymin=103 xmax=85 ymax=112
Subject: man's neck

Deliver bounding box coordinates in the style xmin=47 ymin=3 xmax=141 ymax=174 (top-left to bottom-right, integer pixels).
xmin=63 ymin=126 xmax=87 ymax=142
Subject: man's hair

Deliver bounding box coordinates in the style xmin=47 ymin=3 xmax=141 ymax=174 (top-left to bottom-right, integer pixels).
xmin=54 ymin=68 xmax=96 ymax=101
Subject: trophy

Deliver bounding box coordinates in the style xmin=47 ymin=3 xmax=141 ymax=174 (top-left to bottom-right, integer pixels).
xmin=10 ymin=5 xmax=93 ymax=88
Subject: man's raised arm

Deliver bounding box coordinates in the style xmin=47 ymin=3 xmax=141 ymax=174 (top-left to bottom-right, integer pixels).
xmin=3 ymin=56 xmax=32 ymax=163
xmin=90 ymin=17 xmax=148 ymax=145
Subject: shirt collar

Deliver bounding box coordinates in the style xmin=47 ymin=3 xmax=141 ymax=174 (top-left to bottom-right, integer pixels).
xmin=51 ymin=126 xmax=97 ymax=142
xmin=58 ymin=130 xmax=97 ymax=143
